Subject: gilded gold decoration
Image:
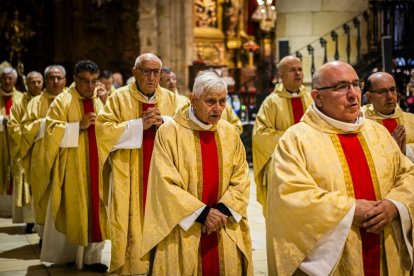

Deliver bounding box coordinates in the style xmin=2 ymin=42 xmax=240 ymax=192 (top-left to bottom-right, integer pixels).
xmin=194 ymin=0 xmax=218 ymax=28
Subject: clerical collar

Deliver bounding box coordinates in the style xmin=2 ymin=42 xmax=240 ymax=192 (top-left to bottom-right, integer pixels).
xmin=136 ymin=84 xmax=156 ymax=102
xmin=286 ymin=88 xmax=300 ymax=97
xmin=312 ymin=103 xmax=365 ymax=132
xmin=189 ymin=106 xmax=212 ymax=130
xmin=377 ymin=110 xmax=395 ymax=118
xmin=0 ymin=87 xmax=13 ymax=96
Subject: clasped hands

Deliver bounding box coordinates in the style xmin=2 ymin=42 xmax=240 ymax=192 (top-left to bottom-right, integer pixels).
xmin=392 ymin=125 xmax=406 ymax=154
xmin=80 ymin=112 xmax=96 ymax=130
xmin=142 ymin=107 xmax=163 ymax=130
xmin=202 ymin=208 xmax=228 ymax=235
xmin=353 ymin=199 xmax=398 ymax=234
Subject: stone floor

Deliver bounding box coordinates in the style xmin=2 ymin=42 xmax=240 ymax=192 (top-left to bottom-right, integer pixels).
xmin=0 ymin=169 xmax=267 ymax=275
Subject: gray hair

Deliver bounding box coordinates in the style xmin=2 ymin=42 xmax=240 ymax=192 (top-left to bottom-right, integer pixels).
xmin=44 ymin=65 xmax=66 ymax=78
xmin=192 ymin=70 xmax=228 ymax=97
xmin=134 ymin=53 xmax=162 ymax=68
xmin=1 ymin=67 xmax=18 ymax=79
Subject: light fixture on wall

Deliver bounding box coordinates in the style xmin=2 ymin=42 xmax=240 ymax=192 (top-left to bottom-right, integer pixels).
xmin=252 ymin=0 xmax=277 ymax=32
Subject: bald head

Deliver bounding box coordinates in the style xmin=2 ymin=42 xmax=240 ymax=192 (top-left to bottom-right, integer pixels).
xmin=277 ymin=56 xmax=303 ymax=92
xmin=26 ymin=71 xmax=43 ymax=96
xmin=365 ymin=72 xmax=397 ymax=115
xmin=134 ymin=53 xmax=162 ymax=68
xmin=311 ymin=61 xmax=361 ymax=123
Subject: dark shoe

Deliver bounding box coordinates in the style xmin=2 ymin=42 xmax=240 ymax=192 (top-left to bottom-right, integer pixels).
xmin=25 ymin=223 xmax=35 ymax=233
xmin=84 ymin=263 xmax=108 ymax=273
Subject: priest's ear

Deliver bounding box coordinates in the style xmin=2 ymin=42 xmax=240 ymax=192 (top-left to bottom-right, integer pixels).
xmin=311 ymin=89 xmax=323 ymax=108
xmin=189 ymin=92 xmax=197 ymax=105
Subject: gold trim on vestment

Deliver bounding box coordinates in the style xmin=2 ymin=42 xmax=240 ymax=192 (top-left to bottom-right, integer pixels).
xmin=286 ymin=99 xmax=294 ymax=124
xmin=331 ymin=133 xmax=385 ymax=273
xmin=357 ymin=133 xmax=382 ymax=200
xmin=330 ymin=134 xmax=355 ymax=197
xmin=138 ymin=102 xmax=144 ymax=220
xmin=215 ymin=130 xmax=225 ymax=274
xmin=194 ymin=132 xmax=203 ymax=200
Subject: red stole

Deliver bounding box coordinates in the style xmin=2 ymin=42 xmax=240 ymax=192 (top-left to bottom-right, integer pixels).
xmin=338 ymin=134 xmax=380 ymax=276
xmin=199 ymin=131 xmax=220 ymax=276
xmin=382 ymin=118 xmax=398 ymax=133
xmin=4 ymin=96 xmax=12 ymax=115
xmin=82 ymin=99 xmax=102 ymax=242
xmin=290 ymin=97 xmax=305 ymax=124
xmin=142 ymin=103 xmax=156 ymax=210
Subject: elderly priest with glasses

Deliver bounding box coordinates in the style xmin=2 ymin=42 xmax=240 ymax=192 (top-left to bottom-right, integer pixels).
xmin=96 ymin=53 xmax=187 ymax=275
xmin=266 ymin=61 xmax=414 ymax=275
xmin=363 ymin=71 xmax=414 ymax=162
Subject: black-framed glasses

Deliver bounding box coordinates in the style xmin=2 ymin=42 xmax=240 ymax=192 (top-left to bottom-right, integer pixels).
xmin=75 ymin=75 xmax=98 ymax=85
xmin=316 ymin=80 xmax=362 ymax=93
xmin=369 ymin=87 xmax=397 ymax=95
xmin=138 ymin=68 xmax=161 ymax=76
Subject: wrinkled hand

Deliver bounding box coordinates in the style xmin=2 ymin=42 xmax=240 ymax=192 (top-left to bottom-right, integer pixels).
xmin=362 ymin=199 xmax=398 ymax=234
xmin=353 ymin=199 xmax=380 ymax=227
xmin=205 ymin=208 xmax=228 ymax=235
xmin=392 ymin=125 xmax=406 ymax=154
xmin=96 ymin=82 xmax=108 ymax=104
xmin=80 ymin=112 xmax=97 ymax=130
xmin=142 ymin=107 xmax=162 ymax=130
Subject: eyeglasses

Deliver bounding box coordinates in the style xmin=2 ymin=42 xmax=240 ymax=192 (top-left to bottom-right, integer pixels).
xmin=369 ymin=87 xmax=397 ymax=95
xmin=316 ymin=80 xmax=362 ymax=93
xmin=138 ymin=68 xmax=161 ymax=76
xmin=75 ymin=75 xmax=98 ymax=85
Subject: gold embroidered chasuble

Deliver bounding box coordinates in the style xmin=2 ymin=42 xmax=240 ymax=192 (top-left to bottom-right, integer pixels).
xmin=221 ymin=104 xmax=243 ymax=134
xmin=0 ymin=87 xmax=23 ymax=195
xmin=141 ymin=105 xmax=253 ymax=275
xmin=96 ymin=81 xmax=186 ymax=275
xmin=365 ymin=104 xmax=414 ymax=152
xmin=266 ymin=106 xmax=414 ymax=275
xmin=252 ymin=83 xmax=312 ymax=213
xmin=45 ymin=83 xmax=108 ymax=247
xmin=20 ymin=90 xmax=62 ymax=225
xmin=7 ymin=92 xmax=35 ymax=222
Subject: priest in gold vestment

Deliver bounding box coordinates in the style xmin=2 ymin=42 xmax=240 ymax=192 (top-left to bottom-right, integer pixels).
xmin=41 ymin=61 xmax=109 ymax=273
xmin=96 ymin=53 xmax=187 ymax=275
xmin=363 ymin=71 xmax=414 ymax=162
xmin=0 ymin=67 xmax=23 ymax=216
xmin=267 ymin=61 xmax=414 ymax=275
xmin=252 ymin=56 xmax=312 ymax=214
xmin=20 ymin=65 xmax=67 ymax=238
xmin=7 ymin=71 xmax=43 ymax=226
xmin=141 ymin=71 xmax=252 ymax=275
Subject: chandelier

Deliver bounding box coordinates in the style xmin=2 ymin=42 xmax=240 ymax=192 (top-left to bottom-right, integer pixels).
xmin=252 ymin=0 xmax=277 ymax=32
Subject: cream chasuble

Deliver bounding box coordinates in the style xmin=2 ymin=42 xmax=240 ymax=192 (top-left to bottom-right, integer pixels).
xmin=7 ymin=92 xmax=36 ymax=223
xmin=20 ymin=91 xmax=60 ymax=225
xmin=252 ymin=83 xmax=312 ymax=214
xmin=96 ymin=81 xmax=186 ymax=275
xmin=0 ymin=87 xmax=23 ymax=196
xmin=221 ymin=104 xmax=243 ymax=134
xmin=141 ymin=105 xmax=253 ymax=275
xmin=266 ymin=105 xmax=414 ymax=275
xmin=45 ymin=83 xmax=108 ymax=247
xmin=365 ymin=104 xmax=414 ymax=156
